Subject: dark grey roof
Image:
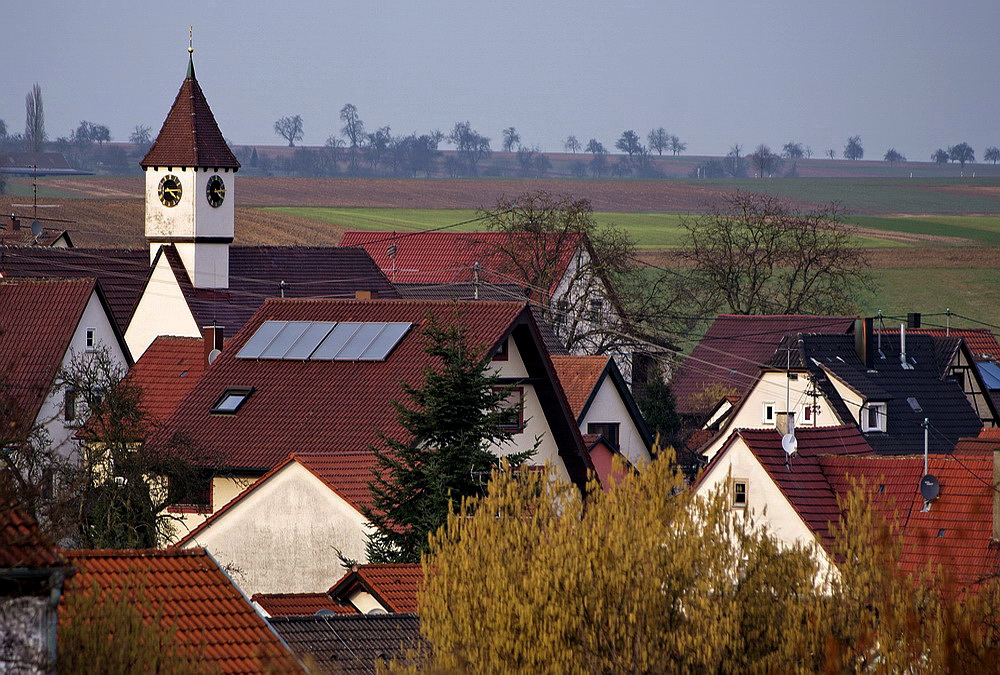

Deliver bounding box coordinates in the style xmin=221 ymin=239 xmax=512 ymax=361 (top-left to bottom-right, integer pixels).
xmin=0 ymin=246 xmax=148 ymax=331
xmin=268 ymin=614 xmax=424 ymax=674
xmin=769 ymin=333 xmax=982 ymax=455
xmin=158 ymin=244 xmax=400 ymax=334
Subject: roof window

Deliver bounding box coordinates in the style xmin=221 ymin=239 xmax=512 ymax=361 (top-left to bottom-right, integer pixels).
xmin=211 ymin=388 xmax=254 ymax=414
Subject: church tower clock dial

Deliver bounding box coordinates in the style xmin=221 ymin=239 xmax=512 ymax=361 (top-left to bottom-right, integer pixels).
xmin=206 ymin=174 xmax=226 ymax=207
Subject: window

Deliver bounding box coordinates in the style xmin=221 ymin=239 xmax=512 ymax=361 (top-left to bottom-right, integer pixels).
xmin=497 ymin=387 xmax=524 ymax=433
xmin=167 ymin=470 xmax=213 ymax=513
xmin=585 ymin=297 xmax=604 ymax=322
xmin=861 ymin=402 xmax=887 ymax=432
xmin=492 ymin=338 xmax=509 ymax=362
xmin=211 ymin=388 xmax=253 ymax=414
xmin=64 ymin=387 xmax=77 ymax=422
xmin=732 ymin=479 xmax=748 ymax=508
xmin=587 ymin=422 xmax=621 ymax=449
xmin=800 ymin=403 xmax=814 ymax=424
xmin=552 ymin=299 xmax=570 ymax=331
xmin=85 ymin=327 xmax=97 ymax=350
xmin=762 ymin=402 xmax=775 ymax=425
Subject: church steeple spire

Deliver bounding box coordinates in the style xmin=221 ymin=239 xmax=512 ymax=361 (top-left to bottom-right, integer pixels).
xmin=186 ymin=26 xmax=195 ymax=79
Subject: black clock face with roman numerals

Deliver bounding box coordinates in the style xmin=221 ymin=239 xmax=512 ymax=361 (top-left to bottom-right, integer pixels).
xmin=158 ymin=174 xmax=182 ymax=207
xmin=206 ymin=175 xmax=226 ymax=207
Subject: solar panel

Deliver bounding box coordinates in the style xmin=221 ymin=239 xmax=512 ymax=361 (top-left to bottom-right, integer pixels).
xmin=236 ymin=321 xmax=287 ymax=359
xmin=977 ymin=362 xmax=1000 ymax=390
xmin=337 ymin=323 xmax=389 ymax=360
xmin=258 ymin=321 xmax=312 ymax=359
xmin=284 ymin=321 xmax=337 ymax=360
xmin=312 ymin=323 xmax=363 ymax=360
xmin=359 ymin=322 xmax=411 ymax=360
xmin=238 ymin=320 xmax=412 ymax=361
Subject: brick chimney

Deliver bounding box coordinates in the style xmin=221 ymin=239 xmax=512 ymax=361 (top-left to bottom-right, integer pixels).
xmin=854 ymin=317 xmax=875 ymax=369
xmin=776 ymin=411 xmax=796 ymax=437
xmin=203 ymin=325 xmax=224 ymax=364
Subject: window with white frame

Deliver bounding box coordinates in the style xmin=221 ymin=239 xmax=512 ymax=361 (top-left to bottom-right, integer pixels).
xmin=85 ymin=327 xmax=97 ymax=350
xmin=762 ymin=402 xmax=776 ymax=425
xmin=800 ymin=403 xmax=814 ymax=424
xmin=861 ymin=401 xmax=887 ymax=432
xmin=732 ymin=479 xmax=748 ymax=508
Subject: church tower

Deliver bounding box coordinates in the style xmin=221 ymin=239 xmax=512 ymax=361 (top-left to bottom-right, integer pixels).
xmin=140 ymin=47 xmax=240 ymax=289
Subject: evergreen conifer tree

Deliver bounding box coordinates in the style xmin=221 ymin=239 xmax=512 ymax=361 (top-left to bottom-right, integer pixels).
xmin=363 ymin=313 xmax=535 ymax=563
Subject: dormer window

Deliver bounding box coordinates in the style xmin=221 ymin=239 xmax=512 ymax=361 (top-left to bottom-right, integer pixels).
xmin=211 ymin=388 xmax=253 ymax=414
xmin=861 ymin=402 xmax=887 ymax=432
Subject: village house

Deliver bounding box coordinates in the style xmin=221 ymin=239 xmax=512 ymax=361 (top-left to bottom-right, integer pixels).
xmin=162 ymin=298 xmax=597 ymax=594
xmin=0 ymin=278 xmax=131 ymax=458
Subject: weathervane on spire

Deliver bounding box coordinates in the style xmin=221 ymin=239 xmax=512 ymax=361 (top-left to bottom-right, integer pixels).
xmin=189 ymin=26 xmax=194 ymax=54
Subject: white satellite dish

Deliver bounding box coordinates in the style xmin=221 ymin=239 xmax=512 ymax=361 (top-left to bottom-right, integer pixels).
xmin=207 ymin=348 xmax=222 ymax=364
xmin=781 ymin=433 xmax=798 ymax=456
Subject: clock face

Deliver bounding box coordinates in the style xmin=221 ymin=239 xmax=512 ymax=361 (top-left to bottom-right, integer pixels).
xmin=206 ymin=175 xmax=226 ymax=207
xmin=158 ymin=174 xmax=182 ymax=207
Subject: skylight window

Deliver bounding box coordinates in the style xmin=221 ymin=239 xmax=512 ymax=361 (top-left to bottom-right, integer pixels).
xmin=211 ymin=388 xmax=253 ymax=414
xmin=236 ymin=321 xmax=411 ymax=362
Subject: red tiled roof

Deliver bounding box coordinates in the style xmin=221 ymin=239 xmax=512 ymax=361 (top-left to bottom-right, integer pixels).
xmin=672 ymin=314 xmax=856 ymax=415
xmin=158 ymin=299 xmax=524 ymax=470
xmin=339 ymin=230 xmax=579 ymax=294
xmin=550 ymin=355 xmax=609 ymax=419
xmin=0 ymin=504 xmax=66 ymax=569
xmin=61 ymin=548 xmax=301 ymax=673
xmin=732 ymin=425 xmax=873 ymax=542
xmin=128 ymin=336 xmax=208 ymax=424
xmin=252 ymin=592 xmax=357 ymax=617
xmin=141 ymin=58 xmax=239 ymax=169
xmin=329 ymin=563 xmax=424 ymax=613
xmin=0 ymin=278 xmax=94 ymax=434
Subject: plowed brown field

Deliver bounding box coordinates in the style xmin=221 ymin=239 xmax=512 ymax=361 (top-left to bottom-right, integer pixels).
xmin=42 ymin=176 xmax=745 ymax=212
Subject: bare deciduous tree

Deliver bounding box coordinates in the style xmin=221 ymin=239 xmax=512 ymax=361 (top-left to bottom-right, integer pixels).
xmin=273 ymin=115 xmax=303 ymax=147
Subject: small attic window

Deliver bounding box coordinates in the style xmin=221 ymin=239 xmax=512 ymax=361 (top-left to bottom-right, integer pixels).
xmin=211 ymin=388 xmax=253 ymax=414
xmin=492 ymin=338 xmax=509 ymax=362
xmin=877 ymin=484 xmax=885 ymax=494
xmin=937 ymin=529 xmax=946 ymax=538
xmin=85 ymin=327 xmax=97 ymax=350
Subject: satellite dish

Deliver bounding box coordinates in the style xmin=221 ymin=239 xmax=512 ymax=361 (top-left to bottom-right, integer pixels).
xmin=30 ymin=221 xmax=43 ymax=238
xmin=920 ymin=474 xmax=940 ymax=501
xmin=207 ymin=348 xmax=222 ymax=364
xmin=315 ymin=609 xmax=336 ymax=616
xmin=781 ymin=433 xmax=798 ymax=456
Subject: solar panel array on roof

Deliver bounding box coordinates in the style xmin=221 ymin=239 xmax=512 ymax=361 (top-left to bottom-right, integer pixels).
xmin=236 ymin=320 xmax=411 ymax=362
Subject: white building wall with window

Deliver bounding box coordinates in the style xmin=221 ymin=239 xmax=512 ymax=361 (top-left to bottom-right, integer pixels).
xmin=578 ymin=376 xmax=651 ymax=467
xmin=701 ymin=371 xmax=839 ymax=462
xmin=694 ymin=437 xmax=835 ymax=579
xmin=35 ymin=290 xmax=130 ymax=457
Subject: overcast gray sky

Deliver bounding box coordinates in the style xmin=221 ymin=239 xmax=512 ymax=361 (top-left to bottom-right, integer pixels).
xmin=5 ymin=1 xmax=998 ymax=159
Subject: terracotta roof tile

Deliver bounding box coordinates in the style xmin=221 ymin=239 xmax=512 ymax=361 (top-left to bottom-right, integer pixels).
xmin=128 ymin=336 xmax=208 ymax=424
xmin=550 ymin=355 xmax=609 ymax=419
xmin=141 ymin=60 xmax=239 ymax=169
xmin=328 ymin=563 xmax=423 ymax=613
xmin=158 ymin=299 xmax=522 ymax=470
xmin=252 ymin=592 xmax=357 ymax=617
xmin=0 ymin=278 xmax=94 ymax=434
xmin=897 ymin=328 xmax=1000 ymax=362
xmin=61 ymin=548 xmax=302 ymax=673
xmin=340 ymin=230 xmax=579 ymax=294
xmin=269 ymin=614 xmax=422 ymax=674
xmin=0 ymin=504 xmax=66 ymax=569
xmin=672 ymin=314 xmax=856 ymax=415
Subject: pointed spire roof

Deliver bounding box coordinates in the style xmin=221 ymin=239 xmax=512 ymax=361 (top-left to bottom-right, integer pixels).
xmin=140 ymin=54 xmax=240 ymax=169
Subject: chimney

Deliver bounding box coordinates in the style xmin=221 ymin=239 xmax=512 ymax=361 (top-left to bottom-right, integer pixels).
xmin=11 ymin=215 xmax=19 ymax=231
xmin=203 ymin=325 xmax=224 ymax=364
xmin=994 ymin=447 xmax=1000 ymax=541
xmin=907 ymin=312 xmax=921 ymax=329
xmin=899 ymin=323 xmax=912 ymax=370
xmin=355 ymin=290 xmax=378 ymax=300
xmin=854 ymin=317 xmax=875 ymax=369
xmin=776 ymin=411 xmax=796 ymax=437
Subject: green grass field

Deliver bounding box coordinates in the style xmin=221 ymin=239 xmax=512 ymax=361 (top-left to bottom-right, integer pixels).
xmin=861 ymin=267 xmax=1000 ymax=331
xmin=262 ymin=206 xmax=900 ymax=249
xmin=672 ymin=177 xmax=1000 ymax=214
xmin=846 ymin=215 xmax=1000 ymax=246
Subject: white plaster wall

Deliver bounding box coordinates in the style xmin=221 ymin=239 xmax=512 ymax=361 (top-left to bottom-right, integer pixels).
xmin=346 ymin=590 xmax=386 ymax=614
xmin=695 ymin=440 xmax=835 ymax=580
xmin=701 ymin=372 xmax=840 ymax=462
xmin=580 ymin=377 xmax=651 ymax=467
xmin=124 ymin=252 xmax=202 ymax=359
xmin=181 ymin=462 xmax=371 ymax=596
xmin=173 ymin=241 xmax=229 ymax=289
xmin=165 ymin=475 xmax=259 ymax=544
xmin=35 ymin=290 xmax=130 ymax=457
xmin=823 ymin=373 xmax=864 ymax=426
